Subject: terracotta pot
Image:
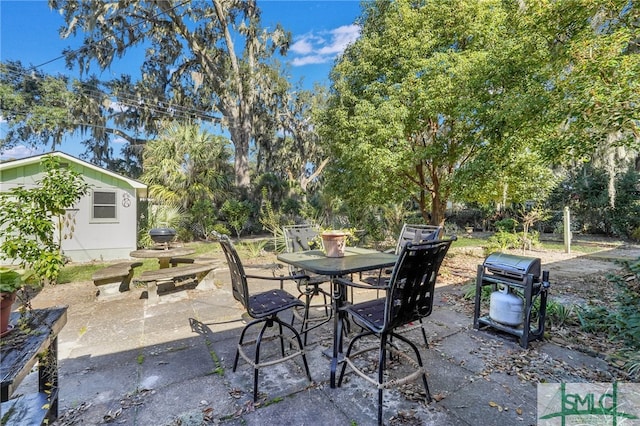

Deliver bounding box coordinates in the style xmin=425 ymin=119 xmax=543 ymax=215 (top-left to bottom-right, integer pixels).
xmin=322 ymin=231 xmax=348 ymax=258
xmin=1 ymin=291 xmax=17 ymax=336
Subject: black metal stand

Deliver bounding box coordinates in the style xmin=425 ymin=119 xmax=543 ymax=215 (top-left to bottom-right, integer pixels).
xmin=473 ymin=264 xmax=550 ymax=349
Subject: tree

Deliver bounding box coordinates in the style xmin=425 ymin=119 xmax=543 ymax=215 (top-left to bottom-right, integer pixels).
xmin=0 ymin=61 xmax=146 ymax=174
xmin=0 ymin=61 xmax=77 ymax=151
xmin=258 ymin=86 xmax=329 ymax=202
xmin=0 ymin=155 xmax=89 ymax=284
xmin=140 ymin=123 xmax=232 ymax=212
xmin=453 ymin=146 xmax=558 ymax=209
xmin=51 ymin=0 xmax=291 ymax=189
xmin=527 ymin=1 xmax=640 ymax=163
xmin=319 ymin=0 xmax=549 ymax=225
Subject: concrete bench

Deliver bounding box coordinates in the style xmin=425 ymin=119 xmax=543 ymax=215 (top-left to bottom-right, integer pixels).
xmin=92 ymin=261 xmax=143 ymax=293
xmin=169 ymin=256 xmax=218 ymax=267
xmin=134 ymin=262 xmax=218 ymax=303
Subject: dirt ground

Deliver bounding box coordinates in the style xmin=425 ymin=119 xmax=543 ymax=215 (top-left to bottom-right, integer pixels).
xmin=428 ymin=236 xmax=640 ymax=381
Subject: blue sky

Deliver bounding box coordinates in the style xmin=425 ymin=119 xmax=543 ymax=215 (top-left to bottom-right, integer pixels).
xmin=0 ymin=0 xmax=363 ymax=159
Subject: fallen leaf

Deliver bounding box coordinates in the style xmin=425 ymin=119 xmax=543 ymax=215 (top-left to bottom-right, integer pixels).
xmin=432 ymin=393 xmax=446 ymax=402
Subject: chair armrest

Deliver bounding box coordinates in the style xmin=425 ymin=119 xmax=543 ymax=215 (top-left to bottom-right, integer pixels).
xmin=334 ymin=277 xmax=388 ymax=291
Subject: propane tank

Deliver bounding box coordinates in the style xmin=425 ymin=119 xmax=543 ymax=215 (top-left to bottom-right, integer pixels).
xmin=489 ymin=286 xmax=524 ymax=326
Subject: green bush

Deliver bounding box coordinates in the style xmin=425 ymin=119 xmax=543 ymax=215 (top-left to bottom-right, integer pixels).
xmin=211 ymin=223 xmax=231 ymax=237
xmin=611 ymin=167 xmax=640 ymax=239
xmin=576 ymin=257 xmax=640 ymax=378
xmin=483 ymin=230 xmax=521 ymax=255
xmin=221 ymin=199 xmax=251 ymax=238
xmin=494 ymin=218 xmax=518 ymax=232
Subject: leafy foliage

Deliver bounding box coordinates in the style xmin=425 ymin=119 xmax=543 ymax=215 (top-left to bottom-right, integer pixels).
xmin=0 ymin=268 xmax=36 ymax=293
xmin=531 ymin=1 xmax=640 ymax=163
xmin=140 ymin=123 xmax=232 ymax=240
xmin=0 ymin=156 xmax=89 ymax=284
xmin=548 ymin=163 xmax=640 ymax=237
xmin=138 ymin=204 xmax=183 ymax=248
xmin=141 ymin=123 xmax=232 ymax=210
xmin=576 ymin=258 xmax=640 ymax=378
xmin=319 ymin=0 xmax=553 ymax=225
xmin=483 ymin=229 xmax=541 ymax=256
xmin=221 ymin=200 xmax=251 ymax=238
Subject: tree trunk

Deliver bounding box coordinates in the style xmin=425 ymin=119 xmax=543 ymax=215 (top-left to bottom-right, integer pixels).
xmin=229 ymin=127 xmax=251 ymax=189
xmin=430 ymin=193 xmax=447 ymax=227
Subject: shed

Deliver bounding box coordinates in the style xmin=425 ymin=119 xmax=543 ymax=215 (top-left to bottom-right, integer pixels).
xmin=0 ymin=152 xmax=147 ymax=263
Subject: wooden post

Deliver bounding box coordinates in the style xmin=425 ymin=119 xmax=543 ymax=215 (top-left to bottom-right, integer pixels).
xmin=563 ymin=206 xmax=571 ymax=254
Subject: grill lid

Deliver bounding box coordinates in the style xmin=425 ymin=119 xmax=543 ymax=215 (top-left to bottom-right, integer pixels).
xmin=483 ymin=253 xmax=541 ymax=280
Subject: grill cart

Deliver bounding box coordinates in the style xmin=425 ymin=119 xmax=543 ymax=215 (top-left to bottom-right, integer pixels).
xmin=473 ymin=253 xmax=550 ymax=348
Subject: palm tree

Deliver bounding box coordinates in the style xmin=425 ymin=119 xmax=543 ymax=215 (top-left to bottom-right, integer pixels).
xmin=141 ymin=123 xmax=233 ymax=212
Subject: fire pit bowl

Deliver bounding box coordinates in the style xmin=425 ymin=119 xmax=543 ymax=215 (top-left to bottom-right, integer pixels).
xmin=149 ymin=227 xmax=176 ymax=245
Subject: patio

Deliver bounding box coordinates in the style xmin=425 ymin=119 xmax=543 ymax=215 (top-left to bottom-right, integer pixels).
xmin=14 ymin=242 xmax=637 ymax=425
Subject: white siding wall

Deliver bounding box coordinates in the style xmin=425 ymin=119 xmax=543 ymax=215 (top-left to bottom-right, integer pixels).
xmin=58 ymin=187 xmax=139 ymax=262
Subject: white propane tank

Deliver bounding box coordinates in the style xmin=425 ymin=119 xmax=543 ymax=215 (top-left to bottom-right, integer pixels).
xmin=489 ymin=286 xmax=524 ymax=326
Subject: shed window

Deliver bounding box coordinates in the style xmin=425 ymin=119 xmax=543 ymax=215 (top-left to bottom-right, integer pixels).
xmin=93 ymin=190 xmax=117 ymax=220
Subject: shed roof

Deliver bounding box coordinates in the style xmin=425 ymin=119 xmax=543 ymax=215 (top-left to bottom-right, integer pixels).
xmin=0 ymin=151 xmax=148 ymax=198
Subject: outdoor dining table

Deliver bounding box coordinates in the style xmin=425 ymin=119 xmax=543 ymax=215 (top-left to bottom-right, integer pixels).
xmin=277 ymin=247 xmax=398 ymax=388
xmin=129 ymin=246 xmax=196 ymax=269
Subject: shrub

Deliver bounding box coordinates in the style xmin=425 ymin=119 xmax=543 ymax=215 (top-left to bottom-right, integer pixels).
xmin=576 ymin=257 xmax=640 ymax=378
xmin=483 ymin=230 xmax=521 ymax=255
xmin=494 ymin=218 xmax=518 ymax=232
xmin=221 ymin=199 xmax=251 ymax=238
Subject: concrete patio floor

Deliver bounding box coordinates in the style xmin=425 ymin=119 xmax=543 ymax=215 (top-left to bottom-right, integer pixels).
xmin=14 ymin=250 xmax=629 ymax=426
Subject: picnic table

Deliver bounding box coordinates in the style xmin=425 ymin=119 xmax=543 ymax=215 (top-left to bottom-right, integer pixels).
xmin=129 ymin=246 xmax=196 ymax=269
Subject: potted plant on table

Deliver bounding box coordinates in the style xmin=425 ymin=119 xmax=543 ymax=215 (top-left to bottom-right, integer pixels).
xmin=0 ymin=268 xmax=36 ymax=336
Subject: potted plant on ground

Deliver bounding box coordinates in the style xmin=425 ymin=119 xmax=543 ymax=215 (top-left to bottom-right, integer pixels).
xmin=0 ymin=268 xmax=35 ymax=336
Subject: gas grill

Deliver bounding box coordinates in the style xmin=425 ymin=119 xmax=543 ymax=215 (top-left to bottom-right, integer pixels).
xmin=473 ymin=253 xmax=550 ymax=348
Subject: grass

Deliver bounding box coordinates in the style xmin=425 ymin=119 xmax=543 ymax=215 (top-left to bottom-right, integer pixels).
xmin=453 ymin=234 xmax=613 ymax=254
xmin=451 ymin=236 xmax=483 ymax=249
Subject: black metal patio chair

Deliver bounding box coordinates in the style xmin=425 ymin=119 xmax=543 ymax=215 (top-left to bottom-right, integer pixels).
xmin=282 ymin=224 xmax=333 ymax=344
xmin=215 ymin=233 xmax=312 ymax=402
xmin=362 ymin=223 xmax=444 ymax=345
xmin=335 ymin=238 xmax=455 ymax=426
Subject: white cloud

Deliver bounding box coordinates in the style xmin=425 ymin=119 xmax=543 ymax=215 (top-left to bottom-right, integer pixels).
xmin=0 ymin=145 xmax=42 ymax=161
xmin=290 ymin=38 xmax=315 ymax=55
xmin=290 ymin=24 xmax=360 ymax=67
xmin=291 ymin=54 xmax=333 ymax=66
xmin=112 ymin=136 xmax=128 ymax=145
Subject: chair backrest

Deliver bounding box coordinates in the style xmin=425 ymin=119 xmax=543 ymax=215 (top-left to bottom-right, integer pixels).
xmin=283 ymin=224 xmax=322 ymax=253
xmin=394 ymin=224 xmax=443 ymax=255
xmin=217 ymin=234 xmax=250 ymax=310
xmin=384 ymin=238 xmax=454 ymax=331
